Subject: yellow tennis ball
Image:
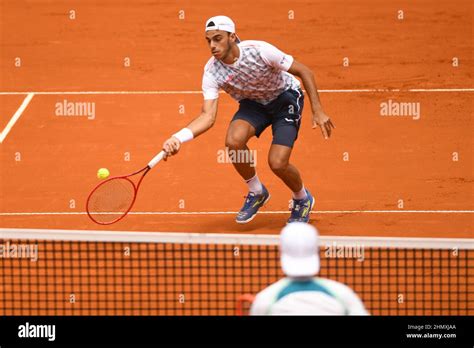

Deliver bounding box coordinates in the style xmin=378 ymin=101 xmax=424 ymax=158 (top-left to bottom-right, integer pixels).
xmin=97 ymin=168 xmax=110 ymax=179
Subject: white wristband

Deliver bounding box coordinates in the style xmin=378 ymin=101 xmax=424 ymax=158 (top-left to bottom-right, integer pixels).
xmin=172 ymin=128 xmax=194 ymax=143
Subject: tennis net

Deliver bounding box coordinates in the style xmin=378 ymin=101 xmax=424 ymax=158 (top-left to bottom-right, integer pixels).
xmin=0 ymin=228 xmax=472 ymax=315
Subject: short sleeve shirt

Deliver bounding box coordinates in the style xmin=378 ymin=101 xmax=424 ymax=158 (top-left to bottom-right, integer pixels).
xmin=202 ymin=40 xmax=301 ymax=105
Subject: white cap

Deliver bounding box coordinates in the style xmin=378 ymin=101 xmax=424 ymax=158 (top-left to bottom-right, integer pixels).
xmin=205 ymin=15 xmax=240 ymax=43
xmin=280 ymin=223 xmax=320 ymax=277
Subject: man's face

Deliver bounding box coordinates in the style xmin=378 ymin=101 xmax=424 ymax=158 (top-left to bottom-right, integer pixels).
xmin=205 ymin=30 xmax=235 ymax=60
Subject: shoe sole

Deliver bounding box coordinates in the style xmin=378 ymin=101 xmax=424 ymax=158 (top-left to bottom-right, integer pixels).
xmin=235 ymin=194 xmax=271 ymax=224
xmin=287 ymin=194 xmax=315 ymax=224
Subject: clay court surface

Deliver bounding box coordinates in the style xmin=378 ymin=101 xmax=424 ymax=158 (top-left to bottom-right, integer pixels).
xmin=0 ymin=0 xmax=473 ymax=318
xmin=0 ymin=0 xmax=472 ymax=237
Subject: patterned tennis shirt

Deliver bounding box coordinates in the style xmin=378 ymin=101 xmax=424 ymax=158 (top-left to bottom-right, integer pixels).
xmin=202 ymin=40 xmax=301 ymax=105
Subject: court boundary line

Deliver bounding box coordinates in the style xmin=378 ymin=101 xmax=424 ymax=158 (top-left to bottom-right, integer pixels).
xmin=0 ymin=88 xmax=473 ymax=96
xmin=0 ymin=210 xmax=473 ymax=216
xmin=0 ymin=93 xmax=34 ymax=143
xmin=0 ymin=228 xmax=473 ymax=249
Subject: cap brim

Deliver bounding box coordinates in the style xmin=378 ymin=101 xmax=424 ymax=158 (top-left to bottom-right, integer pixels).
xmin=281 ymin=254 xmax=320 ymax=277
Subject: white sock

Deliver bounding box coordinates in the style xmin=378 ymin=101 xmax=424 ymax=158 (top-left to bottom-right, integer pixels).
xmin=246 ymin=174 xmax=263 ymax=194
xmin=292 ymin=185 xmax=307 ymax=200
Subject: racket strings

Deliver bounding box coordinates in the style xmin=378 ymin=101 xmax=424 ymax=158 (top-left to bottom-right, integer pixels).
xmin=87 ymin=178 xmax=136 ymax=224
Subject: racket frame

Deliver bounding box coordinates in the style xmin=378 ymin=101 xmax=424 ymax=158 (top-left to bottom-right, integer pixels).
xmin=86 ymin=166 xmax=150 ymax=225
xmin=86 ymin=150 xmax=165 ymax=225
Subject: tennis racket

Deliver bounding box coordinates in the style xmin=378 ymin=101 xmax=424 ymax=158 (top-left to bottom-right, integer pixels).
xmin=86 ymin=151 xmax=166 ymax=225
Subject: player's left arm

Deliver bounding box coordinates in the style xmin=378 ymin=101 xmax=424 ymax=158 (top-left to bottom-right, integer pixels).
xmin=288 ymin=61 xmax=335 ymax=139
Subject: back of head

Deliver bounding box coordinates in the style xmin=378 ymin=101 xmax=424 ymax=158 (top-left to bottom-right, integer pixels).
xmin=280 ymin=222 xmax=320 ymax=278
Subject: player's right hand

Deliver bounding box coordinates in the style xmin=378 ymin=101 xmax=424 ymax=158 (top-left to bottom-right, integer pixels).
xmin=162 ymin=136 xmax=181 ymax=160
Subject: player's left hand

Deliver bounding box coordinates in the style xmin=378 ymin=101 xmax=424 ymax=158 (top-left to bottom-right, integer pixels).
xmin=312 ymin=110 xmax=335 ymax=139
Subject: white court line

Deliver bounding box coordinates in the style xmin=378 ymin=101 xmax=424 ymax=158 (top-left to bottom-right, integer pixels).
xmin=0 ymin=210 xmax=473 ymax=216
xmin=0 ymin=88 xmax=472 ymax=95
xmin=0 ymin=93 xmax=34 ymax=143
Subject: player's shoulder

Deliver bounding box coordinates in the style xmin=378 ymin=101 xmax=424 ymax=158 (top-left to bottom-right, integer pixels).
xmin=250 ymin=279 xmax=288 ymax=315
xmin=239 ymin=40 xmax=274 ymax=50
xmin=254 ymin=278 xmax=290 ymax=301
xmin=316 ymin=277 xmax=360 ymax=298
xmin=203 ymin=56 xmax=218 ymax=73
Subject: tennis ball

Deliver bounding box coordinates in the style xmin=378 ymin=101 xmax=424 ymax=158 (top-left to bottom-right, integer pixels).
xmin=97 ymin=168 xmax=110 ymax=179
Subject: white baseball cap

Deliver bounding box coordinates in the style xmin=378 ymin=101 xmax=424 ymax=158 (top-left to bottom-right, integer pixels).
xmin=205 ymin=15 xmax=241 ymax=43
xmin=280 ymin=223 xmax=320 ymax=277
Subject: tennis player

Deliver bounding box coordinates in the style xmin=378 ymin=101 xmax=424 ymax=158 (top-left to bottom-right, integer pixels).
xmin=250 ymin=223 xmax=369 ymax=315
xmin=162 ymin=15 xmax=334 ymax=224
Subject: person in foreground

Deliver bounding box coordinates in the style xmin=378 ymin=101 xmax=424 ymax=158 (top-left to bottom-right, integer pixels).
xmin=250 ymin=223 xmax=369 ymax=315
xmin=162 ymin=15 xmax=334 ymax=224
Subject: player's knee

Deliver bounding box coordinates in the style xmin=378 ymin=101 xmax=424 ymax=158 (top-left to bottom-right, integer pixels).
xmin=225 ymin=132 xmax=247 ymax=149
xmin=268 ymin=156 xmax=288 ymax=175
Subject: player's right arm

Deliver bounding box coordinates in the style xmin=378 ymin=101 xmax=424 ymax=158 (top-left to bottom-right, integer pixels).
xmin=162 ymin=98 xmax=218 ymax=158
xmin=163 ymin=64 xmax=219 ymax=159
xmin=249 ymin=292 xmax=270 ymax=315
xmin=186 ymin=98 xmax=218 ymax=137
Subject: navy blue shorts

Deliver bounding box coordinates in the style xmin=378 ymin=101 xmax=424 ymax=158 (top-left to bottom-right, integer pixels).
xmin=231 ymin=88 xmax=304 ymax=148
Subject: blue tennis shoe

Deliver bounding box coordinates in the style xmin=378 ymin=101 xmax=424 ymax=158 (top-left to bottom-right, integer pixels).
xmin=287 ymin=189 xmax=315 ymax=223
xmin=236 ymin=185 xmax=271 ymax=224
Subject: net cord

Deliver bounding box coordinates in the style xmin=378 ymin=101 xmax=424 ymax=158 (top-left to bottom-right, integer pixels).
xmin=0 ymin=228 xmax=472 ymax=250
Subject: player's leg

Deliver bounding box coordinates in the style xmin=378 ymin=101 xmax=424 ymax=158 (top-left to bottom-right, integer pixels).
xmin=225 ymin=119 xmax=257 ymax=181
xmin=268 ymin=144 xmax=314 ymax=223
xmin=268 ymin=88 xmax=314 ymax=223
xmin=227 ymin=100 xmax=272 ymax=223
xmin=267 ymin=144 xmax=302 ymax=192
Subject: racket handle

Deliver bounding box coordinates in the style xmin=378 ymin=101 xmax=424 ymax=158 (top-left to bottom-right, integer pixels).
xmin=147 ymin=151 xmax=166 ymax=169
